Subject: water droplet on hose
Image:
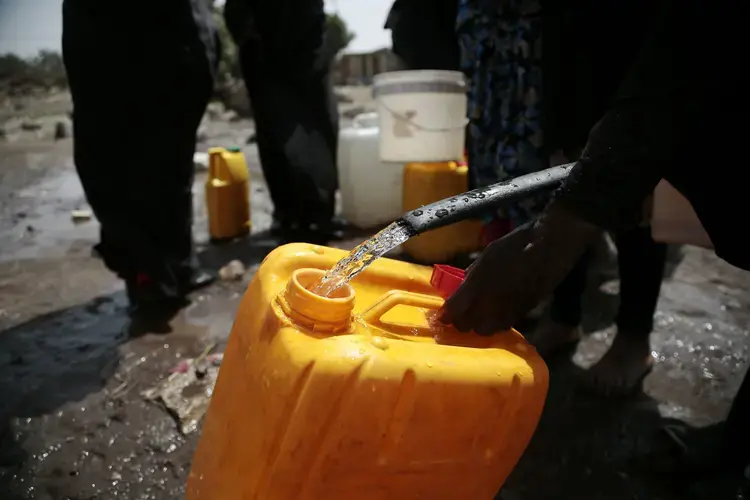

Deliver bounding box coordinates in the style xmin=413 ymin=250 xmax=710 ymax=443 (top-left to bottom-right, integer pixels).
xmin=412 ymin=210 xmax=423 ymax=216
xmin=435 ymin=209 xmax=449 ymax=218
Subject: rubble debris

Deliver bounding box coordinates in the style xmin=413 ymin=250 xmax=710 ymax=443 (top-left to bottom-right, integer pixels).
xmin=219 ymin=260 xmax=246 ymax=281
xmin=193 ymin=151 xmax=209 ymax=172
xmin=54 ymin=120 xmax=70 ymax=140
xmin=205 ymin=101 xmax=226 ymax=120
xmin=334 ymin=89 xmax=354 ymax=103
xmin=21 ymin=119 xmax=42 ymax=131
xmin=141 ymin=345 xmax=223 ymax=435
xmin=341 ymin=105 xmax=368 ymax=119
xmin=223 ymin=110 xmax=240 ymax=122
xmin=71 ymin=209 xmax=93 ymax=223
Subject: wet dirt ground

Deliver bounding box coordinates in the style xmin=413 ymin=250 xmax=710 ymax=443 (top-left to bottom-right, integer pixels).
xmin=1 ymin=92 xmax=749 ymax=499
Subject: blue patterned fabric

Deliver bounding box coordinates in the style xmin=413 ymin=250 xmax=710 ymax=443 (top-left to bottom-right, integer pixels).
xmin=457 ymin=0 xmax=548 ymax=227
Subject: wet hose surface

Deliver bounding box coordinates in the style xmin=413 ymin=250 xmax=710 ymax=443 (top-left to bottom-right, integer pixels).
xmin=397 ymin=163 xmax=574 ymax=236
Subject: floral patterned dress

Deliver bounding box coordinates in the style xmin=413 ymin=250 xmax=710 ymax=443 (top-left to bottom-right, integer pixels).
xmin=457 ymin=0 xmax=548 ymax=231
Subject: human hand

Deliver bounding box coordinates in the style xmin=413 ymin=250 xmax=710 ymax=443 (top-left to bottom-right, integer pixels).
xmin=439 ymin=205 xmax=600 ymax=335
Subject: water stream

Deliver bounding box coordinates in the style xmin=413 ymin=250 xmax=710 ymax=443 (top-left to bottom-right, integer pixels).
xmin=311 ymin=222 xmax=412 ymax=296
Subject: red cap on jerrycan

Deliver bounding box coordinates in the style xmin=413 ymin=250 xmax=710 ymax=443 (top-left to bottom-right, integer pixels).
xmin=430 ymin=265 xmax=466 ymax=299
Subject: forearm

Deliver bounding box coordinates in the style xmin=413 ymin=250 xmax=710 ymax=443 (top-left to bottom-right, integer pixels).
xmin=552 ymin=97 xmax=680 ymax=232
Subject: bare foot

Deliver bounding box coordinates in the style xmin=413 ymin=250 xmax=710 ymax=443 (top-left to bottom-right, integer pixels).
xmin=529 ymin=317 xmax=582 ymax=358
xmin=584 ymin=333 xmax=654 ymax=395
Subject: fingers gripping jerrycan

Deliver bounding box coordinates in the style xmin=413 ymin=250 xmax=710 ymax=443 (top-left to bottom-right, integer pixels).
xmin=205 ymin=147 xmax=251 ymax=241
xmin=187 ymin=244 xmax=549 ymax=500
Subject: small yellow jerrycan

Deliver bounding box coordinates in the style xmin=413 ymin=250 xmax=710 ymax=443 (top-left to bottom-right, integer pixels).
xmin=205 ymin=146 xmax=251 ymax=241
xmin=402 ymin=161 xmax=482 ymax=263
xmin=187 ymin=243 xmax=548 ymax=500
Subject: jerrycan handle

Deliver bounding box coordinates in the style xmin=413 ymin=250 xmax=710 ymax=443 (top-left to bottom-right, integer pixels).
xmin=208 ymin=148 xmax=228 ymax=181
xmin=361 ymin=290 xmax=444 ymax=331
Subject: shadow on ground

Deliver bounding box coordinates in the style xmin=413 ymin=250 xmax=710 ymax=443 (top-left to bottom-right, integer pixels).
xmin=0 ymin=229 xmax=746 ymax=499
xmin=0 ymin=231 xmax=281 ymax=499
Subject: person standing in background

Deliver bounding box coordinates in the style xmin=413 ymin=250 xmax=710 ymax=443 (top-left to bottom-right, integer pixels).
xmin=539 ymin=0 xmax=667 ymax=394
xmin=456 ymin=0 xmax=667 ymax=394
xmin=62 ymin=0 xmax=218 ymax=318
xmin=386 ymin=0 xmax=461 ymax=71
xmin=224 ymin=0 xmax=341 ymax=244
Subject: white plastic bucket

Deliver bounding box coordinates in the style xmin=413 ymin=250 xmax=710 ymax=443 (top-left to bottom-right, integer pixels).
xmin=373 ymin=70 xmax=467 ymax=163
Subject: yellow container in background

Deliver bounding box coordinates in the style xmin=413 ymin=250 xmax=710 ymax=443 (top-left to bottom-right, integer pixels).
xmin=205 ymin=146 xmax=251 ymax=241
xmin=402 ymin=161 xmax=482 ymax=263
xmin=187 ymin=243 xmax=548 ymax=500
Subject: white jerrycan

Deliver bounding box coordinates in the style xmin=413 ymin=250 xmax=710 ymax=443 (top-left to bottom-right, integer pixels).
xmin=337 ymin=112 xmax=405 ymax=229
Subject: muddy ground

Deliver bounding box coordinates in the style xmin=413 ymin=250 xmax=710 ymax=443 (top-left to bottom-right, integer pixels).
xmin=0 ymin=90 xmax=749 ymax=500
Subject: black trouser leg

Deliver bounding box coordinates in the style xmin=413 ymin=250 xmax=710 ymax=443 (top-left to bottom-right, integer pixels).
xmin=235 ymin=10 xmax=337 ymax=228
xmin=63 ymin=2 xmax=213 ymax=288
xmin=614 ymin=226 xmax=667 ymax=335
xmin=724 ymin=367 xmax=750 ymax=470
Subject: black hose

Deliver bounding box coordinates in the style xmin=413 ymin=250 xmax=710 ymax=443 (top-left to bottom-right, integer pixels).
xmin=397 ymin=163 xmax=574 ymax=236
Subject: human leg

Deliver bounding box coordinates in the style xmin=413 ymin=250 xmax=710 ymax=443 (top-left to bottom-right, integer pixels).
xmin=586 ymin=226 xmax=666 ymax=393
xmin=63 ymin=2 xmax=216 ymax=313
xmin=231 ymin=0 xmax=338 ymax=242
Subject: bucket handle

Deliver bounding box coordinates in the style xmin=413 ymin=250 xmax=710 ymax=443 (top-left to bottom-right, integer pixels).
xmin=379 ymin=100 xmax=469 ymax=132
xmin=361 ymin=290 xmax=444 ymax=337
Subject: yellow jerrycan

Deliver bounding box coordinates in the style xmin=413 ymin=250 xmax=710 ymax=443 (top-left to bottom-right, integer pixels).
xmin=187 ymin=243 xmax=548 ymax=500
xmin=205 ymin=146 xmax=251 ymax=241
xmin=402 ymin=161 xmax=482 ymax=263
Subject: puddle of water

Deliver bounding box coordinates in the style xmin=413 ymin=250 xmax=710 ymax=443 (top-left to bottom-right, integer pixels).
xmin=312 ymin=222 xmax=411 ymax=296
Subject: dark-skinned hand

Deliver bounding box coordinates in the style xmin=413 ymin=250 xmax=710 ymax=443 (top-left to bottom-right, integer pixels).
xmin=439 ymin=203 xmax=602 ymax=335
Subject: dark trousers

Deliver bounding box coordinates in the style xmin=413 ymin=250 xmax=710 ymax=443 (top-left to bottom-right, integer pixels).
xmin=229 ymin=0 xmax=338 ymax=227
xmin=725 ymin=368 xmax=750 ymax=470
xmin=62 ymin=2 xmax=215 ymax=286
xmin=388 ymin=0 xmax=461 ymax=71
xmin=551 ymin=226 xmax=667 ymax=334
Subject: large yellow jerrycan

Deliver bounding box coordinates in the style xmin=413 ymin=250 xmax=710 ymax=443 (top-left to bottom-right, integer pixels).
xmin=205 ymin=146 xmax=251 ymax=241
xmin=402 ymin=161 xmax=482 ymax=263
xmin=187 ymin=243 xmax=548 ymax=500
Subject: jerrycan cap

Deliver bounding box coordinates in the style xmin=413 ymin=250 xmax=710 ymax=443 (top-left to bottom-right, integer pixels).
xmin=226 ymin=146 xmax=242 ymax=153
xmin=430 ymin=265 xmax=466 ymax=299
xmin=282 ymin=268 xmax=355 ymax=333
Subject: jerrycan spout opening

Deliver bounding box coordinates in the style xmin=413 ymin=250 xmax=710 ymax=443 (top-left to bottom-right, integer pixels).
xmin=281 ymin=268 xmax=355 ymax=334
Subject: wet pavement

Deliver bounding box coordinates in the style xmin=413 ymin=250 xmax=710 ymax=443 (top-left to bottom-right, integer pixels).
xmin=1 ymin=96 xmax=750 ymax=499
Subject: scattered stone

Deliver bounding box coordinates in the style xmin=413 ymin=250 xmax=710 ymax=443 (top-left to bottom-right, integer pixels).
xmin=219 ymin=260 xmax=246 ymax=281
xmin=334 ymin=89 xmax=354 ymax=103
xmin=71 ymin=209 xmax=93 ymax=223
xmin=205 ymin=101 xmax=225 ymax=120
xmin=141 ymin=349 xmax=222 ymax=435
xmin=193 ymin=151 xmax=209 ymax=172
xmin=54 ymin=120 xmax=70 ymax=140
xmin=20 ymin=119 xmax=42 ymax=131
xmin=223 ymin=109 xmax=240 ymax=122
xmin=341 ymin=105 xmax=367 ymax=119
xmin=245 ymin=132 xmax=257 ymax=145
